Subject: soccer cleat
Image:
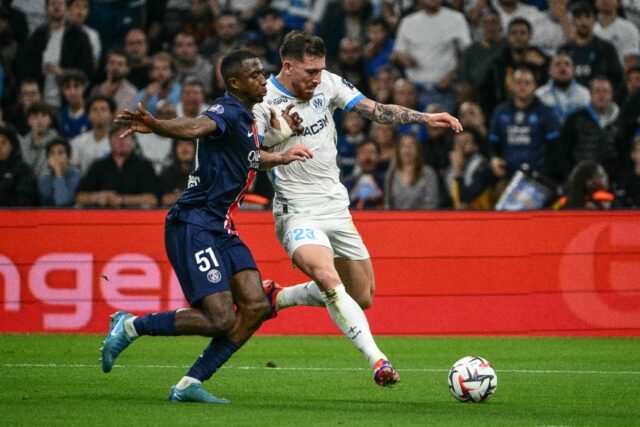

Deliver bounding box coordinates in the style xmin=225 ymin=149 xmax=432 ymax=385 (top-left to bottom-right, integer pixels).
xmin=373 ymin=359 xmax=400 ymax=387
xmin=168 ymin=384 xmax=230 ymax=404
xmin=262 ymin=279 xmax=282 ymax=319
xmin=101 ymin=310 xmax=136 ymax=373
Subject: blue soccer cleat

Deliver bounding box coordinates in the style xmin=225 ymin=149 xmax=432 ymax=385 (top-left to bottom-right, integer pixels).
xmin=168 ymin=384 xmax=230 ymax=404
xmin=101 ymin=310 xmax=136 ymax=373
xmin=373 ymin=359 xmax=400 ymax=387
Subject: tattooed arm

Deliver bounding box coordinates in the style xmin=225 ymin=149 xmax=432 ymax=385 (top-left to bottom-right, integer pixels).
xmin=352 ymin=97 xmax=463 ymax=132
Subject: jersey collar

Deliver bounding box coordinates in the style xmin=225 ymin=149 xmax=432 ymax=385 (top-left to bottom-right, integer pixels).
xmin=269 ymin=75 xmax=297 ymax=98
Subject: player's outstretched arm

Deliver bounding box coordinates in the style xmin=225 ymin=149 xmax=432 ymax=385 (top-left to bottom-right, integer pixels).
xmin=115 ymin=102 xmax=217 ymax=139
xmin=259 ymin=143 xmax=313 ymax=170
xmin=352 ymin=97 xmax=463 ymax=133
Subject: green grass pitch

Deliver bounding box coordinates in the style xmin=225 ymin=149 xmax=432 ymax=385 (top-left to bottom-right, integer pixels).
xmin=1 ymin=334 xmax=639 ymax=426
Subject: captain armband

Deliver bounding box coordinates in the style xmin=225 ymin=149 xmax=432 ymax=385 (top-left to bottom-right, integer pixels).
xmin=262 ymin=116 xmax=294 ymax=147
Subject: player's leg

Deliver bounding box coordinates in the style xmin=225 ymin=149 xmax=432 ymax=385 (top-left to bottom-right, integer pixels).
xmin=291 ymin=243 xmax=398 ymax=386
xmin=171 ymin=238 xmax=270 ymax=403
xmin=334 ymin=257 xmax=375 ymax=309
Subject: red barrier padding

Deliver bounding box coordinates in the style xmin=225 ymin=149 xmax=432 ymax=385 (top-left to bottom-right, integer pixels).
xmin=1 ymin=210 xmax=639 ymax=335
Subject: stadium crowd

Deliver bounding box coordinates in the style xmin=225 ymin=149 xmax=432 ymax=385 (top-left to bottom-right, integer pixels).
xmin=0 ymin=0 xmax=639 ymax=210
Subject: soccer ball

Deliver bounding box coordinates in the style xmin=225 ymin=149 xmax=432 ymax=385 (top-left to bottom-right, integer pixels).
xmin=448 ymin=356 xmax=497 ymax=402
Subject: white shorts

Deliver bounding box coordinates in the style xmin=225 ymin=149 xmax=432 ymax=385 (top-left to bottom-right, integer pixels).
xmin=275 ymin=211 xmax=370 ymax=260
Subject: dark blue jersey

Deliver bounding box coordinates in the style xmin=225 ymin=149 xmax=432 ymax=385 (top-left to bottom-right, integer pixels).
xmin=168 ymin=93 xmax=261 ymax=234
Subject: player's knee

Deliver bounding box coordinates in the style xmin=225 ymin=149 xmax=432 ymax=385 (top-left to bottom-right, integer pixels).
xmin=354 ymin=293 xmax=373 ymax=310
xmin=308 ymin=267 xmax=341 ymax=288
xmin=247 ymin=298 xmax=272 ymax=322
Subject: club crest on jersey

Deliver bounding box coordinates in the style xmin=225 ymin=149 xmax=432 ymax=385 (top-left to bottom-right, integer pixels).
xmin=207 ymin=269 xmax=222 ymax=283
xmin=208 ymin=104 xmax=224 ymax=114
xmin=310 ymin=93 xmax=326 ymax=113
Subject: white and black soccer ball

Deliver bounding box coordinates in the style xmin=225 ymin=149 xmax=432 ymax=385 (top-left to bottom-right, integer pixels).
xmin=448 ymin=356 xmax=497 ymax=402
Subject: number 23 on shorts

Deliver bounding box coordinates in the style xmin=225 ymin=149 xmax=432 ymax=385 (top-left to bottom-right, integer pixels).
xmin=293 ymin=228 xmax=317 ymax=241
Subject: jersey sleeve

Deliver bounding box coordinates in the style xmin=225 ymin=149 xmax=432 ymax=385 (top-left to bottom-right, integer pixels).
xmin=201 ymin=103 xmax=228 ymax=139
xmin=252 ymin=102 xmax=270 ymax=147
xmin=324 ymin=71 xmax=364 ymax=112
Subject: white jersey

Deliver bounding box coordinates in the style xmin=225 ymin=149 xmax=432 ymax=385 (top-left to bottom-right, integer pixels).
xmin=253 ymin=71 xmax=364 ymax=216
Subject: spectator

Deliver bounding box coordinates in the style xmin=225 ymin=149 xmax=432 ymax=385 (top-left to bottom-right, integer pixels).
xmin=75 ymin=124 xmax=158 ymax=208
xmin=146 ymin=7 xmax=187 ymax=55
xmin=369 ymin=121 xmax=396 ymax=173
xmin=37 ymin=137 xmax=81 ymax=206
xmin=363 ymin=17 xmax=395 ymax=79
xmin=320 ymin=0 xmax=372 ymax=62
xmin=423 ymin=104 xmax=454 ymax=175
xmin=555 ymin=76 xmax=622 ymax=181
xmin=458 ymin=101 xmax=488 ymax=138
xmin=158 ymin=138 xmax=195 ymax=208
xmin=535 ymin=51 xmax=590 ymax=124
xmin=173 ymin=32 xmax=213 ymax=94
xmin=337 ymin=111 xmax=367 ymax=176
xmin=90 ymin=48 xmax=137 ymax=113
xmin=202 ymin=11 xmax=244 ymax=57
xmin=392 ymin=78 xmax=427 ymax=144
xmin=617 ymin=65 xmax=640 ymax=105
xmin=67 ymin=0 xmax=100 ymax=70
xmin=491 ymin=0 xmax=545 ymax=34
xmin=384 ymin=133 xmax=440 ymax=209
xmin=4 ymin=79 xmax=42 ymax=136
xmin=271 ymin=0 xmax=329 ymax=33
xmin=85 ymin=0 xmax=144 ymax=53
xmin=70 ymin=95 xmax=114 ymax=175
xmin=256 ymin=8 xmax=287 ymax=71
xmin=482 ymin=17 xmax=550 ymax=117
xmin=461 ymin=8 xmax=506 ymax=99
xmin=123 ymin=28 xmax=151 ymax=91
xmin=488 ymin=66 xmax=560 ymax=180
xmin=367 ymin=64 xmax=399 ymax=104
xmin=614 ymin=135 xmax=640 ymax=207
xmin=530 ymin=0 xmax=573 ymax=56
xmin=331 ymin=37 xmax=368 ymax=94
xmin=133 ymin=52 xmax=181 ymax=116
xmin=594 ymin=0 xmax=640 ymax=71
xmin=182 ymin=0 xmax=217 ymax=46
xmin=0 ymin=5 xmax=24 ymax=74
xmin=560 ymin=160 xmax=614 ymax=209
xmin=18 ymin=0 xmax=92 ymax=108
xmin=176 ymin=78 xmax=207 ymax=118
xmin=58 ymin=69 xmax=91 ymax=139
xmin=392 ymin=0 xmax=471 ymax=112
xmin=342 ymin=140 xmax=385 ymax=209
xmin=136 ymin=101 xmax=176 ymax=175
xmin=12 ymin=0 xmax=45 ymax=35
xmin=0 ymin=123 xmax=37 ymax=206
xmin=19 ymin=102 xmax=59 ymax=178
xmin=559 ymin=1 xmax=624 ymax=93
xmin=444 ymin=128 xmax=497 ymax=209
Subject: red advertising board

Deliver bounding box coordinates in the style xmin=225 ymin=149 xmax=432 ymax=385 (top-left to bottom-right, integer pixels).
xmin=1 ymin=210 xmax=639 ymax=335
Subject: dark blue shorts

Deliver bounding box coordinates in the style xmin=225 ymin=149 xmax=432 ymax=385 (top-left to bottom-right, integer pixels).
xmin=164 ymin=219 xmax=258 ymax=306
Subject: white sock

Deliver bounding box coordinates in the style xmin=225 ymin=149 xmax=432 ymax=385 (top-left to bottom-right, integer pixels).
xmin=124 ymin=317 xmax=139 ymax=338
xmin=276 ymin=281 xmax=325 ymax=309
xmin=321 ymin=284 xmax=386 ymax=368
xmin=176 ymin=376 xmax=201 ymax=390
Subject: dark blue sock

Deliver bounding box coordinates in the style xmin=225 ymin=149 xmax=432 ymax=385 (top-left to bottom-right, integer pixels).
xmin=133 ymin=311 xmax=178 ymax=336
xmin=186 ymin=337 xmax=240 ymax=382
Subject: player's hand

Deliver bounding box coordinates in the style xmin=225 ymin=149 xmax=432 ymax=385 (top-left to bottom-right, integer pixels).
xmin=115 ymin=103 xmax=156 ymax=137
xmin=270 ymin=104 xmax=304 ymax=133
xmin=424 ymin=112 xmax=463 ymax=133
xmin=280 ymin=143 xmax=313 ymax=165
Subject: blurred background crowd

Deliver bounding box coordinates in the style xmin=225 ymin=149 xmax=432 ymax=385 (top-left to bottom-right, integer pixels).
xmin=0 ymin=0 xmax=639 ymax=210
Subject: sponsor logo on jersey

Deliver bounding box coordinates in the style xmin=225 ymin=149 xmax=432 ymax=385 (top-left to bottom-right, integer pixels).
xmin=187 ymin=174 xmax=201 ymax=188
xmin=310 ymin=93 xmax=326 ymax=113
xmin=207 ymin=269 xmax=222 ymax=283
xmin=208 ymin=104 xmax=224 ymax=114
xmin=341 ymin=78 xmax=355 ymax=90
xmin=267 ymin=96 xmax=289 ymax=106
xmin=293 ymin=115 xmax=329 ymax=137
xmin=247 ymin=149 xmax=260 ymax=170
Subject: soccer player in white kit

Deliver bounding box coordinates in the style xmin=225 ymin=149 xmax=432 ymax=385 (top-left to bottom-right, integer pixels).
xmin=254 ymin=31 xmax=463 ymax=387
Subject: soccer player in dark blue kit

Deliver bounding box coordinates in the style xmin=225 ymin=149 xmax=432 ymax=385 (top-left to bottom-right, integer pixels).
xmin=102 ymin=50 xmax=311 ymax=404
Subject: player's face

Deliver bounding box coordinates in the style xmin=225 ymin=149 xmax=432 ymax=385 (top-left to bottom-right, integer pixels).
xmin=286 ymin=54 xmax=325 ymax=101
xmin=234 ymin=58 xmax=267 ymax=104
